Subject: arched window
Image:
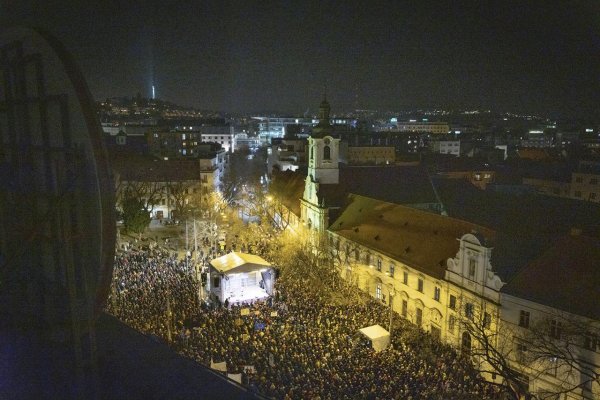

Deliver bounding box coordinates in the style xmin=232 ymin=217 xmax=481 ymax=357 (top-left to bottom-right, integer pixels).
xmin=323 ymin=145 xmax=331 ymax=160
xmin=462 ymin=331 xmax=471 ymax=352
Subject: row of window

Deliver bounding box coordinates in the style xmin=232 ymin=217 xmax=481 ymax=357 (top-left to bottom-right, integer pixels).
xmin=574 ymin=176 xmax=598 ymax=184
xmin=518 ymin=310 xmax=599 ymax=352
xmin=573 ymin=191 xmax=597 ymax=200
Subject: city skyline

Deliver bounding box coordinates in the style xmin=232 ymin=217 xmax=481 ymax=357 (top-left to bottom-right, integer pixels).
xmin=3 ymin=1 xmax=600 ymax=118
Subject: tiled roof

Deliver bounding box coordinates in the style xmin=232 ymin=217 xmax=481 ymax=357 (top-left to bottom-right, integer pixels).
xmin=318 ymin=165 xmax=441 ymax=209
xmin=502 ymin=234 xmax=600 ymax=320
xmin=329 ymin=194 xmax=495 ymax=279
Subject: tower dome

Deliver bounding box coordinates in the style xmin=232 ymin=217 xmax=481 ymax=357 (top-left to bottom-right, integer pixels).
xmin=312 ymin=95 xmax=332 ymax=138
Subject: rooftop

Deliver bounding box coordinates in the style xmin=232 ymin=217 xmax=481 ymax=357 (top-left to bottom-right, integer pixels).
xmin=502 ymin=234 xmax=600 ymax=320
xmin=329 ymin=194 xmax=495 ymax=279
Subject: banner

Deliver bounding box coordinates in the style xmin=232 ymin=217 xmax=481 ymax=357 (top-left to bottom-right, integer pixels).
xmin=210 ymin=359 xmax=227 ymax=372
xmin=227 ymin=373 xmax=242 ymax=384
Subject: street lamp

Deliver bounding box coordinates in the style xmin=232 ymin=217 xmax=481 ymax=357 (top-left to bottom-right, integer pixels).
xmin=387 ymin=283 xmax=395 ymax=345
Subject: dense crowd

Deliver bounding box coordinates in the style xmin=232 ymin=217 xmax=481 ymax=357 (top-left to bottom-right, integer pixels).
xmin=107 ymin=246 xmax=505 ymax=400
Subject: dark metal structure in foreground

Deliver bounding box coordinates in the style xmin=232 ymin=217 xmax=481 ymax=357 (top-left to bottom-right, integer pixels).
xmin=0 ymin=27 xmax=115 ymax=399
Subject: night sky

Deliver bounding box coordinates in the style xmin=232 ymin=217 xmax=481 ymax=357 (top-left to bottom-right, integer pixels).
xmin=2 ymin=1 xmax=600 ymax=117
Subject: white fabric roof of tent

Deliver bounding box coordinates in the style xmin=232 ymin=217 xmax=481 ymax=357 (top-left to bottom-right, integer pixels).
xmin=209 ymin=252 xmax=271 ymax=274
xmin=358 ymin=324 xmax=389 ymax=340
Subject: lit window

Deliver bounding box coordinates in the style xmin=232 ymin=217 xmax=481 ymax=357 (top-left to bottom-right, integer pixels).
xmin=375 ymin=283 xmax=382 ymax=300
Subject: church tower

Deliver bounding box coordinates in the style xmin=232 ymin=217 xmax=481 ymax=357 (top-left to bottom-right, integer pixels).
xmin=301 ymin=96 xmax=341 ymax=233
xmin=307 ymin=96 xmax=340 ymax=184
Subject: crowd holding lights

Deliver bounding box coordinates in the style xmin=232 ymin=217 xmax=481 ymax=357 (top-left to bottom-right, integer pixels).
xmin=107 ymin=241 xmax=506 ymax=400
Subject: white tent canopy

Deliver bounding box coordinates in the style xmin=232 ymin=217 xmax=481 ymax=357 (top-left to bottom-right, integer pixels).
xmin=210 ymin=252 xmax=271 ymax=274
xmin=209 ymin=252 xmax=275 ymax=304
xmin=358 ymin=324 xmax=390 ymax=352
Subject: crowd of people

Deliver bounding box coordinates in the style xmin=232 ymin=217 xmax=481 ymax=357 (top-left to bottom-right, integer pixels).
xmin=107 ymin=244 xmax=505 ymax=400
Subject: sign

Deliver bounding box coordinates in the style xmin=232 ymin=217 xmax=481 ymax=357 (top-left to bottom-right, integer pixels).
xmin=270 ymin=311 xmax=278 ymax=317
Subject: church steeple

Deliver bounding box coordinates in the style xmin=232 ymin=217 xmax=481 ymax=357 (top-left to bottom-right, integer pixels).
xmin=312 ymin=92 xmax=332 ymax=138
xmin=301 ymin=96 xmax=341 ymax=233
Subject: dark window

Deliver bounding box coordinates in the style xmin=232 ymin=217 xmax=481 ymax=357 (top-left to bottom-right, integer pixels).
xmin=401 ymin=300 xmax=408 ymax=318
xmin=417 ymin=278 xmax=424 ymax=292
xmin=416 ymin=308 xmax=422 ymax=326
xmin=449 ymin=295 xmax=456 ymax=310
xmin=516 ymin=342 xmax=527 ymax=362
xmin=590 ymin=178 xmax=598 ymax=185
xmin=389 ymin=264 xmax=395 ymax=277
xmin=462 ymin=332 xmax=471 ymax=353
xmin=483 ymin=312 xmax=491 ymax=329
xmin=584 ymin=333 xmax=599 ymax=352
xmin=430 ymin=326 xmax=441 ymax=340
xmin=549 ymin=320 xmax=562 ymax=339
xmin=519 ymin=310 xmax=530 ymax=328
xmin=448 ymin=315 xmax=455 ymax=332
xmin=323 ymin=145 xmax=331 ymax=160
xmin=468 ymin=258 xmax=476 ymax=279
xmin=403 ymin=271 xmax=408 ymax=284
xmin=376 ymin=258 xmax=382 ymax=272
xmin=213 ymin=277 xmax=220 ymax=288
xmin=434 ymin=286 xmax=441 ymax=301
xmin=465 ymin=303 xmax=474 ymax=319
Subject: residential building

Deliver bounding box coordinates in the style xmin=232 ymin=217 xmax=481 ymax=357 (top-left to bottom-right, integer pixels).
xmin=396 ymin=121 xmax=450 ymax=134
xmin=347 ymin=146 xmax=395 ymax=165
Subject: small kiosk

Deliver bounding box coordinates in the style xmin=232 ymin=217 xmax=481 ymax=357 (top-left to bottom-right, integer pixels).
xmin=209 ymin=252 xmax=275 ymax=305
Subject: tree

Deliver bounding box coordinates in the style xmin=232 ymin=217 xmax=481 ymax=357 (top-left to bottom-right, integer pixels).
xmin=167 ymin=181 xmax=196 ymax=221
xmin=458 ymin=303 xmax=528 ymax=400
xmin=520 ymin=313 xmax=600 ymax=399
xmin=117 ymin=180 xmax=163 ymax=236
xmin=460 ymin=303 xmax=600 ymax=400
xmin=121 ymin=194 xmax=151 ymax=236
